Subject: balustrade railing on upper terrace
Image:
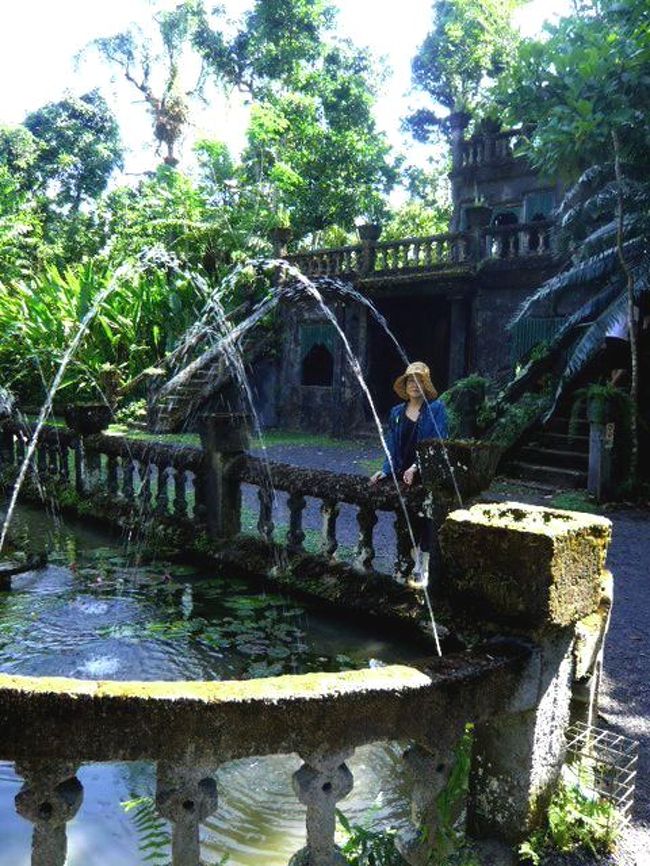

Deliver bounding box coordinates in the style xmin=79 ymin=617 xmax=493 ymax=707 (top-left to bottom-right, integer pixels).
xmin=458 ymin=129 xmax=525 ymax=169
xmin=286 ymin=219 xmax=554 ymax=281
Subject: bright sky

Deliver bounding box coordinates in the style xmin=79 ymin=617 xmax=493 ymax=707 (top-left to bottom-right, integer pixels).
xmin=0 ymin=0 xmax=572 ymax=176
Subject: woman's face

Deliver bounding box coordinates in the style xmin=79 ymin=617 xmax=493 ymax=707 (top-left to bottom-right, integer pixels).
xmin=406 ymin=375 xmax=424 ymax=398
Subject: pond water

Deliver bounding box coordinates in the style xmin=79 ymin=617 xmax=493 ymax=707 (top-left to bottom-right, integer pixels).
xmin=0 ymin=505 xmax=421 ymax=865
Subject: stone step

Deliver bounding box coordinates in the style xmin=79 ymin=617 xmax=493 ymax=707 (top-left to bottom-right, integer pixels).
xmin=533 ymin=432 xmax=589 ymax=453
xmin=519 ymin=446 xmax=588 ymax=471
xmin=546 ymin=416 xmax=589 ymax=436
xmin=505 ymin=461 xmax=587 ymax=489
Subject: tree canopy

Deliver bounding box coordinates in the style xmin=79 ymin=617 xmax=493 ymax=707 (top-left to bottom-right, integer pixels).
xmin=407 ymin=0 xmax=524 ymax=141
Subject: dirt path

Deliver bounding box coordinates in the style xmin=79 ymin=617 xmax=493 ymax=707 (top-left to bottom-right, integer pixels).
xmin=252 ymin=438 xmax=649 ymax=864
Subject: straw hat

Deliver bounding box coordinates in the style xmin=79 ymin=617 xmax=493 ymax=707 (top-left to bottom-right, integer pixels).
xmin=393 ymin=361 xmax=438 ymax=401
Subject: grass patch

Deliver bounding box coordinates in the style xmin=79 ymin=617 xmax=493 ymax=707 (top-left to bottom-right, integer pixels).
xmin=549 ymin=491 xmax=604 ymax=515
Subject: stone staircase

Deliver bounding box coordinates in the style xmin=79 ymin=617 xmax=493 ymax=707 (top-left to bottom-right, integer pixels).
xmin=505 ymin=413 xmax=589 ymax=489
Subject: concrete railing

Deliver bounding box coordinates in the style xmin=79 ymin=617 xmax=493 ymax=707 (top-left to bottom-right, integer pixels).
xmin=286 ymin=221 xmax=554 ymax=281
xmin=0 ymin=497 xmax=614 ymax=866
xmin=0 ymin=421 xmax=429 ymax=582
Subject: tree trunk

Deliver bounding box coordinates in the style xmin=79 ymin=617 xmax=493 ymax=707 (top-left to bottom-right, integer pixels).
xmin=611 ymin=129 xmax=639 ymax=482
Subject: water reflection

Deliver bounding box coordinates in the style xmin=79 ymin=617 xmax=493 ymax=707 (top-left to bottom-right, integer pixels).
xmin=0 ymin=506 xmax=418 ymax=864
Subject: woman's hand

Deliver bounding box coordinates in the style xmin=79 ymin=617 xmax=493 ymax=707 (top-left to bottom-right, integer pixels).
xmin=369 ymin=471 xmax=385 ymax=485
xmin=403 ymin=464 xmax=417 ymax=486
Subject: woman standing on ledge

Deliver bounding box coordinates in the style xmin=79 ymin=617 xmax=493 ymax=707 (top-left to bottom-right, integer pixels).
xmin=369 ymin=361 xmax=448 ymax=583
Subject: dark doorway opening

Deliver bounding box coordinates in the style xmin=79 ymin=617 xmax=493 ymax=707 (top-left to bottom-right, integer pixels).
xmin=301 ymin=343 xmax=334 ymax=386
xmin=366 ymin=295 xmax=451 ymax=418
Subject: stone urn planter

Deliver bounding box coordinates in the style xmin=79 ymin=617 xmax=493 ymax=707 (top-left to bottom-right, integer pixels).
xmin=63 ymin=403 xmax=113 ymax=435
xmin=357 ymin=223 xmax=382 ymax=242
xmin=417 ymin=438 xmax=503 ymax=500
xmin=270 ymin=226 xmax=293 ymax=257
xmin=465 ymin=204 xmax=493 ymax=232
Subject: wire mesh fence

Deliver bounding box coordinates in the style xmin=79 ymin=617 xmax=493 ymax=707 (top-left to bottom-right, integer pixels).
xmin=565 ymin=722 xmax=639 ymax=822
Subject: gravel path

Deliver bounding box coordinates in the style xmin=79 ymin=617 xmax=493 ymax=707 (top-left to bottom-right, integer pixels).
xmin=252 ymin=438 xmax=649 ymax=865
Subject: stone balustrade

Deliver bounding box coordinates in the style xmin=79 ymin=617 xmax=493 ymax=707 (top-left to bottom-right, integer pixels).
xmin=285 ymin=220 xmax=554 ymax=280
xmin=0 ymin=497 xmax=614 ymax=865
xmin=0 ymin=645 xmax=532 ymax=866
xmin=457 ymin=130 xmax=523 ymax=169
xmin=482 ymin=219 xmax=554 ymax=260
xmin=0 ymin=422 xmax=427 ymax=582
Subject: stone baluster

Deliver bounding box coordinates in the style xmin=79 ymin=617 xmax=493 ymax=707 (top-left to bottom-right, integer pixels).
xmin=354 ymin=505 xmax=377 ymax=573
xmin=156 ymin=465 xmax=170 ymax=516
xmin=413 ymin=240 xmax=421 ymax=267
xmin=0 ymin=430 xmax=14 ymax=468
xmin=36 ymin=445 xmax=48 ymax=477
xmin=193 ymin=471 xmax=207 ymax=523
xmin=122 ymin=458 xmax=135 ymax=502
xmin=155 ymin=763 xmax=218 ymax=866
xmin=59 ymin=445 xmax=70 ymax=482
xmin=320 ymin=499 xmax=339 ymax=560
xmin=15 ymin=761 xmax=83 ymax=866
xmin=287 ymin=492 xmax=306 ymax=554
xmin=107 ymin=454 xmax=119 ymax=496
xmin=47 ymin=444 xmax=59 ymax=477
xmin=139 ymin=463 xmax=152 ymax=511
xmin=394 ymin=510 xmax=415 ymax=582
xmin=73 ymin=440 xmax=84 ymax=495
xmin=290 ymin=749 xmax=354 ymax=866
xmin=174 ymin=468 xmax=188 ymax=519
xmin=397 ymin=726 xmax=466 ymax=866
xmin=257 ymin=486 xmax=275 ymax=542
xmin=85 ymin=447 xmax=102 ymax=492
xmin=424 ymin=240 xmax=433 ymax=268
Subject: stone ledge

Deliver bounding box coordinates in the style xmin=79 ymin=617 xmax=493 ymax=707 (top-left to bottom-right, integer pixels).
xmin=0 ymin=646 xmax=529 ymax=765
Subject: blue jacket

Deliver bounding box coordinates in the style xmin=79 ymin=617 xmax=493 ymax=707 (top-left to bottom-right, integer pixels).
xmin=381 ymin=400 xmax=449 ymax=476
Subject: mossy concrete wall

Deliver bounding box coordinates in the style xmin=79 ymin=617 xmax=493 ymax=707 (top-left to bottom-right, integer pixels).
xmin=439 ymin=501 xmax=611 ymax=629
xmin=0 ymin=647 xmax=529 ymax=767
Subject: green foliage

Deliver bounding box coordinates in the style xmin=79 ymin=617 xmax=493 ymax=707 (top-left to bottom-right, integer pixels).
xmin=425 ymin=725 xmax=475 ymax=863
xmin=0 ymin=258 xmax=207 ymax=403
xmin=494 ymin=1 xmax=650 ymax=422
xmin=441 ymin=375 xmax=490 ymax=439
xmin=24 ymin=91 xmax=123 ymax=210
xmin=518 ymin=781 xmax=620 ymax=864
xmin=241 ymin=42 xmax=397 ymax=236
xmin=337 ymin=809 xmax=406 ymax=866
xmin=122 ymin=796 xmax=171 ymax=865
xmin=486 ymin=392 xmax=552 ymax=451
xmin=492 ymin=0 xmax=650 ymax=177
xmin=549 ymin=491 xmax=603 ymax=515
xmin=408 ymin=0 xmax=525 ymax=138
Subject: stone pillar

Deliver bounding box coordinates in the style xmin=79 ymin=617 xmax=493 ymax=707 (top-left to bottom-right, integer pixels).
xmin=290 ymin=749 xmax=354 ymax=866
xmin=447 ymin=296 xmax=468 ymax=385
xmin=156 ymin=763 xmax=218 ymax=866
xmin=199 ymin=413 xmax=249 ymax=539
xmin=448 ymin=111 xmax=470 ymax=171
xmin=439 ymin=502 xmax=612 ymax=843
xmin=271 ymin=226 xmax=293 ymax=259
xmin=357 ymin=223 xmax=381 ymax=275
xmin=588 ymin=421 xmax=614 ymax=501
xmin=15 ymin=761 xmax=83 ymax=866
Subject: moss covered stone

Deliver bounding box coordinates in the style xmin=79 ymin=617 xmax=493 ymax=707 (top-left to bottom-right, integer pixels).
xmin=439 ymin=501 xmax=611 ymax=629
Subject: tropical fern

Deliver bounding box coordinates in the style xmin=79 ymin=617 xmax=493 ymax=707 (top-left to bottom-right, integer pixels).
xmin=122 ymin=795 xmax=171 ymax=866
xmin=509 ymin=161 xmax=650 ymax=417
